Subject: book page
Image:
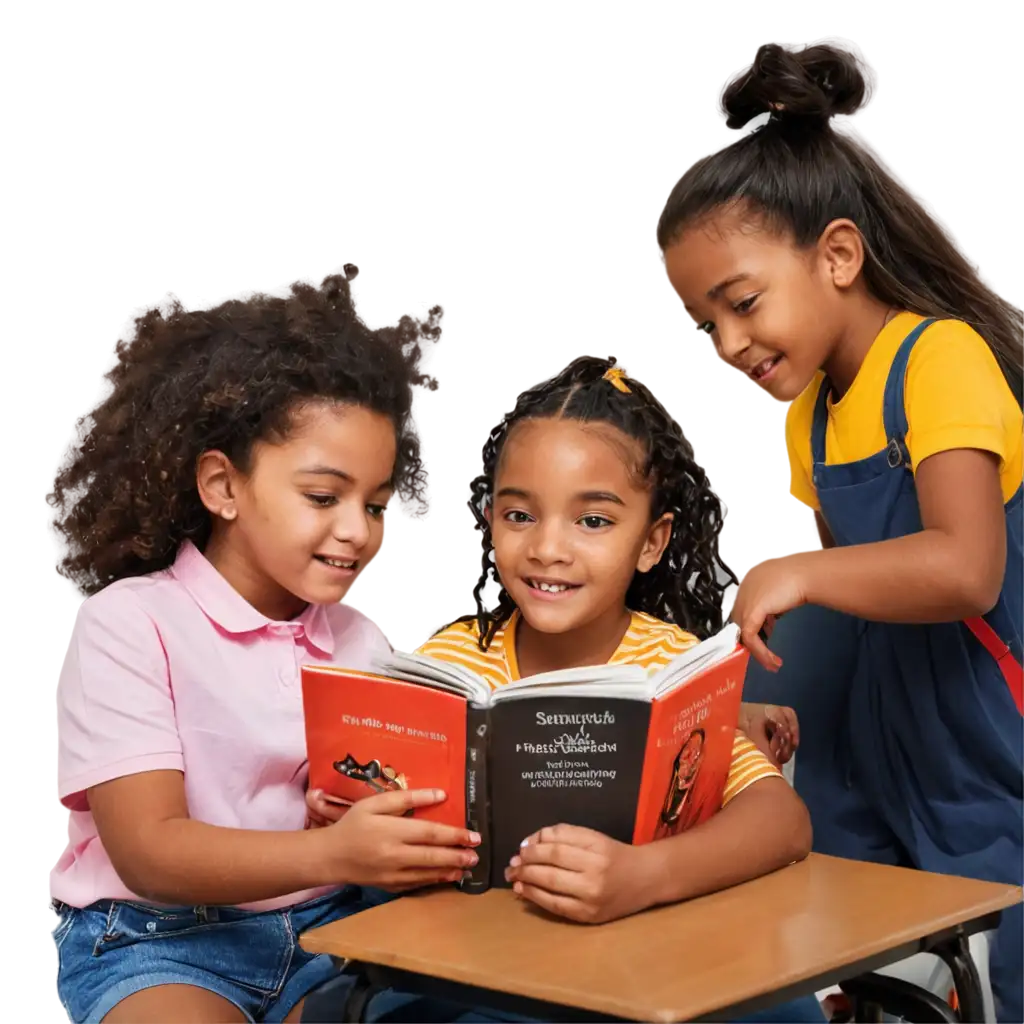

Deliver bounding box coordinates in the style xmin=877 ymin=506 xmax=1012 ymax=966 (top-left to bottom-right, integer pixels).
xmin=373 ymin=651 xmax=491 ymax=704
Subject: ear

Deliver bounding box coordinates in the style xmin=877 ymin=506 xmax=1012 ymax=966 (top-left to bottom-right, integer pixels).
xmin=196 ymin=450 xmax=242 ymax=522
xmin=817 ymin=219 xmax=865 ymax=290
xmin=636 ymin=512 xmax=673 ymax=574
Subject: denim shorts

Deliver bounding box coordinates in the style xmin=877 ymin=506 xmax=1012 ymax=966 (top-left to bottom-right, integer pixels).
xmin=53 ymin=886 xmax=391 ymax=1023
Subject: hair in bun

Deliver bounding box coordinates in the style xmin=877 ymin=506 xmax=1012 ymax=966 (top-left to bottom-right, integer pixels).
xmin=656 ymin=41 xmax=1022 ymax=404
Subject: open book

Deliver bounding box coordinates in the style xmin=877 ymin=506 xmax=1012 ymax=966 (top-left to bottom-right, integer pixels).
xmin=302 ymin=623 xmax=747 ymax=893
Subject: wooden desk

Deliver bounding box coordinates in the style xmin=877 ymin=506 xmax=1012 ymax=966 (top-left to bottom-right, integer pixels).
xmin=300 ymin=854 xmax=1021 ymax=1023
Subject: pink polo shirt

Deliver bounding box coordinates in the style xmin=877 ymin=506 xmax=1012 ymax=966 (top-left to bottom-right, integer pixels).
xmin=51 ymin=541 xmax=391 ymax=911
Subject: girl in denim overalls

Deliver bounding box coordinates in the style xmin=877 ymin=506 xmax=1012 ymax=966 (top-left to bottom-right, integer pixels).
xmin=657 ymin=41 xmax=1023 ymax=1022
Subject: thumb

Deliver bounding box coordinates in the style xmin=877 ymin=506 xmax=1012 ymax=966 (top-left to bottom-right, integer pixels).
xmin=361 ymin=788 xmax=448 ymax=816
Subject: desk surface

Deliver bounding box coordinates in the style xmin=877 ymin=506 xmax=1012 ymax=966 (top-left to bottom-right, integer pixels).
xmin=300 ymin=854 xmax=1021 ymax=1023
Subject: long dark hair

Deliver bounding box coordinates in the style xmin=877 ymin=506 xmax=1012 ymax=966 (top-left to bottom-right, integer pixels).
xmin=657 ymin=43 xmax=1022 ymax=404
xmin=49 ymin=266 xmax=441 ymax=595
xmin=465 ymin=355 xmax=735 ymax=649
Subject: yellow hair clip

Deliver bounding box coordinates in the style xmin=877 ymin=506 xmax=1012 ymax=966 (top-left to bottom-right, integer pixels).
xmin=602 ymin=366 xmax=632 ymax=393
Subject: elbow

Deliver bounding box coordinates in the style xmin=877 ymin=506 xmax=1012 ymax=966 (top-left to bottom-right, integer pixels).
xmin=958 ymin=564 xmax=1003 ymax=619
xmin=787 ymin=797 xmax=813 ymax=864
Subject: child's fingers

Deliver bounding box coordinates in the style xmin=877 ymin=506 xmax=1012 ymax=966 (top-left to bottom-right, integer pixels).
xmin=361 ymin=787 xmax=450 ymax=817
xmin=307 ymin=789 xmax=349 ymax=823
xmin=513 ymin=881 xmax=593 ymax=923
xmin=739 ymin=619 xmax=782 ymax=672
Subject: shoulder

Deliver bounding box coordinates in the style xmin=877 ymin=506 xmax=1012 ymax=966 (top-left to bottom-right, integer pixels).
xmin=904 ymin=318 xmax=1022 ymax=473
xmin=618 ymin=612 xmax=699 ymax=670
xmin=906 ymin=318 xmax=1012 ymax=392
xmin=416 ymin=617 xmax=486 ymax=655
xmin=71 ymin=574 xmax=172 ymax=648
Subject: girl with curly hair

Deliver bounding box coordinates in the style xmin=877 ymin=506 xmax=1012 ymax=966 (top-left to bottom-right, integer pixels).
xmin=48 ymin=267 xmax=481 ymax=1024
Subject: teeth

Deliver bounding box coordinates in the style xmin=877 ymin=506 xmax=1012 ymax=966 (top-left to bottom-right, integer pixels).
xmin=532 ymin=581 xmax=570 ymax=592
xmin=322 ymin=558 xmax=355 ymax=569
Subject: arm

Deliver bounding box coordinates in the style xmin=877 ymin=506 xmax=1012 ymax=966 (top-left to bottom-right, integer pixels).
xmin=798 ymin=450 xmax=1005 ymax=620
xmin=90 ymin=771 xmax=328 ymax=905
xmin=90 ymin=771 xmax=478 ymax=906
xmin=641 ymin=776 xmax=810 ymax=906
xmin=506 ymin=777 xmax=810 ymax=924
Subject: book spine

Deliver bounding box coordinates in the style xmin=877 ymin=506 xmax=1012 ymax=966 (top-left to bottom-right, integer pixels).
xmin=460 ymin=702 xmax=491 ymax=894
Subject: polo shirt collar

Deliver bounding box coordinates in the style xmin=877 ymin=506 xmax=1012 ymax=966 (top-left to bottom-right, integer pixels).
xmin=170 ymin=541 xmax=335 ymax=656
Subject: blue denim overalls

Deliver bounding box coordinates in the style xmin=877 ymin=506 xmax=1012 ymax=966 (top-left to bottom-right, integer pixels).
xmin=746 ymin=318 xmax=1023 ymax=1021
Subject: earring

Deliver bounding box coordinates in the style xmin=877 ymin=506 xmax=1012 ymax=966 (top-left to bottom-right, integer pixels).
xmin=221 ymin=507 xmax=237 ymax=521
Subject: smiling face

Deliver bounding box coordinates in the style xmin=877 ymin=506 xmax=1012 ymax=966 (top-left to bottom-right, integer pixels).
xmin=662 ymin=208 xmax=848 ymax=402
xmin=489 ymin=417 xmax=672 ymax=639
xmin=199 ymin=401 xmax=396 ymax=619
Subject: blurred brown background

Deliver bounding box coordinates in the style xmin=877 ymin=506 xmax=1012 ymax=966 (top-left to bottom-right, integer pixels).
xmin=2 ymin=8 xmax=1024 ymax=1015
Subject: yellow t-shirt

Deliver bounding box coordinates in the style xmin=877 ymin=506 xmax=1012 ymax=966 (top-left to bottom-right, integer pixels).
xmin=417 ymin=610 xmax=780 ymax=808
xmin=786 ymin=312 xmax=1023 ymax=511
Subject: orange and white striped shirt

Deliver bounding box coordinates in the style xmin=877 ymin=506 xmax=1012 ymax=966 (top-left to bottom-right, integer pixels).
xmin=417 ymin=610 xmax=781 ymax=808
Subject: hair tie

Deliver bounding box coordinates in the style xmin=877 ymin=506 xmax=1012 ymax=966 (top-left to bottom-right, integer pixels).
xmin=602 ymin=366 xmax=632 ymax=393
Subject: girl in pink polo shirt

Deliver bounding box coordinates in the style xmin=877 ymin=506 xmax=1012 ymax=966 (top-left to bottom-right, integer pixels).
xmin=48 ymin=267 xmax=481 ymax=1024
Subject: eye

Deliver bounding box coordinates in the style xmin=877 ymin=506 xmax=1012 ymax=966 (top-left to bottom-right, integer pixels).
xmin=503 ymin=509 xmax=533 ymax=525
xmin=366 ymin=504 xmax=387 ymax=520
xmin=305 ymin=494 xmax=337 ymax=508
xmin=578 ymin=514 xmax=613 ymax=529
xmin=733 ymin=294 xmax=759 ymax=314
xmin=697 ymin=321 xmax=715 ymax=335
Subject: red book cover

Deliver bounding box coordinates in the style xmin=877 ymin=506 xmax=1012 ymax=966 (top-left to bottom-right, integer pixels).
xmin=631 ymin=646 xmax=748 ymax=844
xmin=301 ymin=667 xmax=469 ymax=828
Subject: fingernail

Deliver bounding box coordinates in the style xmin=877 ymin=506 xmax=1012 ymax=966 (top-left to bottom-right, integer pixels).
xmin=463 ymin=853 xmax=478 ymax=867
xmin=468 ymin=831 xmax=481 ymax=845
xmin=513 ymin=882 xmax=523 ymax=894
xmin=520 ymin=838 xmax=530 ymax=848
xmin=310 ymin=789 xmax=321 ymax=799
xmin=434 ymin=789 xmax=446 ymax=800
xmin=504 ymin=867 xmax=512 ymax=882
xmin=509 ymin=855 xmax=521 ymax=868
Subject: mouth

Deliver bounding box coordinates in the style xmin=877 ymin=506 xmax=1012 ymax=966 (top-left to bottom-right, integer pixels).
xmin=524 ymin=577 xmax=581 ymax=599
xmin=314 ymin=554 xmax=359 ymax=574
xmin=749 ymin=354 xmax=784 ymax=382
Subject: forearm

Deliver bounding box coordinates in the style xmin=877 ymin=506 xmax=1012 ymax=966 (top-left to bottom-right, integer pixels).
xmin=114 ymin=818 xmax=331 ymax=906
xmin=641 ymin=778 xmax=811 ymax=907
xmin=795 ymin=529 xmax=1000 ymax=623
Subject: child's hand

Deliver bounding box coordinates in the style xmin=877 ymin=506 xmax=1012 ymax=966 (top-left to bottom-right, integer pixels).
xmin=318 ymin=788 xmax=480 ymax=892
xmin=306 ymin=788 xmax=350 ymax=829
xmin=731 ymin=556 xmax=811 ymax=672
xmin=738 ymin=702 xmax=799 ymax=766
xmin=504 ymin=824 xmax=656 ymax=924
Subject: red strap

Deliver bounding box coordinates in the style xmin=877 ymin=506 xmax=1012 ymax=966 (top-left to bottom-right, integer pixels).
xmin=965 ymin=617 xmax=1024 ymax=715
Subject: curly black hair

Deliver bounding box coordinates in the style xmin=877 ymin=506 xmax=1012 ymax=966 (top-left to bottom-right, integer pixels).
xmin=465 ymin=355 xmax=736 ymax=648
xmin=48 ymin=266 xmax=441 ymax=596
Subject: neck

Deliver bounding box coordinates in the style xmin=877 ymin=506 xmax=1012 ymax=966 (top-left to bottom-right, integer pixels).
xmin=203 ymin=525 xmax=307 ymax=622
xmin=821 ymin=293 xmax=898 ymax=398
xmin=514 ymin=604 xmax=632 ymax=679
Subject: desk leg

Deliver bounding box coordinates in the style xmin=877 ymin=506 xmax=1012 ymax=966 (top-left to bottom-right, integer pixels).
xmin=340 ymin=962 xmax=377 ymax=1024
xmin=933 ymin=933 xmax=985 ymax=1024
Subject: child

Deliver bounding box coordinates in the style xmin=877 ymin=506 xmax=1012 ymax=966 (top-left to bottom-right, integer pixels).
xmin=656 ymin=41 xmax=1022 ymax=1022
xmin=311 ymin=356 xmax=821 ymax=1023
xmin=48 ymin=267 xmax=481 ymax=1024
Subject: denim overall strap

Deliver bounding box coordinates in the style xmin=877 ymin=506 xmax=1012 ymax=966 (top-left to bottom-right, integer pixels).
xmin=880 ymin=317 xmax=937 ymax=468
xmin=878 ymin=316 xmax=1023 ymax=713
xmin=810 ymin=378 xmax=831 ymax=468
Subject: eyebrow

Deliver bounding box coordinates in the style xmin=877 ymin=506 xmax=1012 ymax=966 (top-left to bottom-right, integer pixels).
xmin=495 ymin=487 xmax=625 ymax=507
xmin=296 ymin=466 xmax=393 ymax=492
xmin=707 ymin=273 xmax=752 ymax=300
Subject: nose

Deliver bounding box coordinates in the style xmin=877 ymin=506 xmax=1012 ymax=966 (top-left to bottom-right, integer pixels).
xmin=526 ymin=518 xmax=571 ymax=566
xmin=331 ymin=500 xmax=371 ymax=550
xmin=716 ymin=322 xmax=752 ymax=364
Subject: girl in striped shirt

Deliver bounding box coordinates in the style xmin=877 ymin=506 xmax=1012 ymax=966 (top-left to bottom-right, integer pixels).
xmin=310 ymin=355 xmax=823 ymax=1021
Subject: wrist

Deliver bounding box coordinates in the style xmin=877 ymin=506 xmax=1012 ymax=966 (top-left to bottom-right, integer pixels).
xmin=634 ymin=840 xmax=675 ymax=911
xmin=298 ymin=823 xmax=339 ymax=889
xmin=786 ymin=552 xmax=819 ymax=609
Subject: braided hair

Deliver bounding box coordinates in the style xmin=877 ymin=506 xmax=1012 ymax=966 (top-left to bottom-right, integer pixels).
xmin=466 ymin=355 xmax=736 ymax=649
